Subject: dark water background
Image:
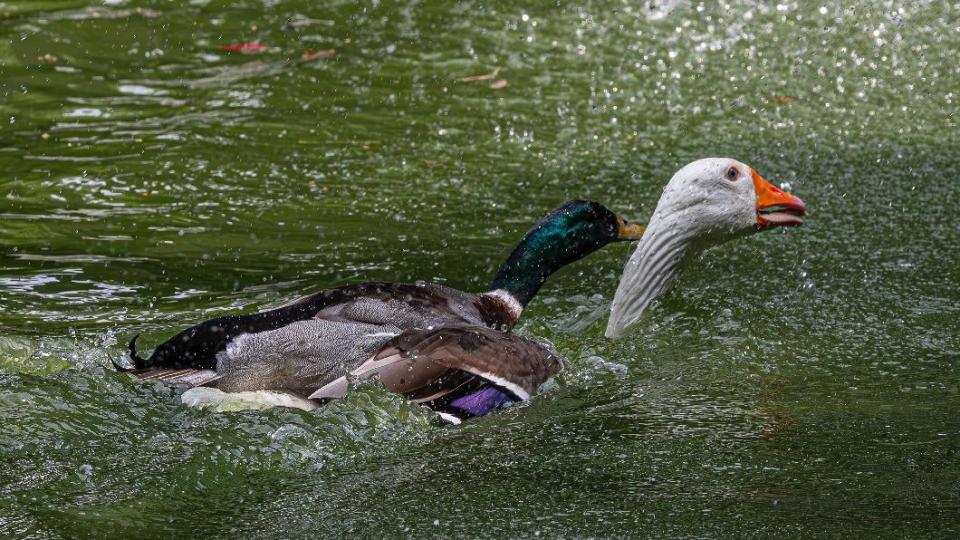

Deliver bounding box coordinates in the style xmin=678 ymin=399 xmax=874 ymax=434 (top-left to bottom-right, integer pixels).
xmin=1 ymin=1 xmax=958 ymax=537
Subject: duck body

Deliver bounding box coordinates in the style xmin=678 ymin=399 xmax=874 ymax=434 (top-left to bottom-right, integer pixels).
xmin=137 ymin=282 xmax=526 ymax=397
xmin=121 ymin=200 xmax=644 ymax=419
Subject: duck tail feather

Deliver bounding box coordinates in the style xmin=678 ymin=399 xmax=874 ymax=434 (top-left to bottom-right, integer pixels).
xmin=127 ymin=334 xmax=150 ymax=369
xmin=128 ymin=368 xmax=222 ymax=387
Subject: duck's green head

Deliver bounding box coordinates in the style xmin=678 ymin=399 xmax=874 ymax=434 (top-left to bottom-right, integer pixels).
xmin=489 ymin=200 xmax=645 ymax=307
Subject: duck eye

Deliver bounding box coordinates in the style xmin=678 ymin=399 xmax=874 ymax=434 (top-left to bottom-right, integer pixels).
xmin=726 ymin=167 xmax=740 ymax=181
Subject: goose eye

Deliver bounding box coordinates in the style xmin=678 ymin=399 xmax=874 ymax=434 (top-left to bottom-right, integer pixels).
xmin=726 ymin=167 xmax=740 ymax=181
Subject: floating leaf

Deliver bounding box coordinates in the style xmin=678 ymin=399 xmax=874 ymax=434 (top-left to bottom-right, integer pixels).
xmin=459 ymin=67 xmax=500 ymax=82
xmin=300 ymin=49 xmax=336 ymax=63
xmin=223 ymin=42 xmax=268 ymax=54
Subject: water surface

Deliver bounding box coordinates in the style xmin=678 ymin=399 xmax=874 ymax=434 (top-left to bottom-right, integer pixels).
xmin=1 ymin=1 xmax=958 ymax=537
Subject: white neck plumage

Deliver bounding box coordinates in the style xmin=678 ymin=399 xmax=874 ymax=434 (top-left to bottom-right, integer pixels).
xmin=604 ymin=213 xmax=702 ymax=338
xmin=603 ymin=157 xmax=807 ymax=338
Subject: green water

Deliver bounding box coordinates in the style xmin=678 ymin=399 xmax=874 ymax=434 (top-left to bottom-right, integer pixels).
xmin=1 ymin=0 xmax=958 ymax=537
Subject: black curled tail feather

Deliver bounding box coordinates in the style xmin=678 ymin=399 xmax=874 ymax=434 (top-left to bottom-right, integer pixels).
xmin=113 ymin=334 xmax=151 ymax=371
xmin=112 ymin=334 xmax=145 ymax=371
xmin=110 ymin=334 xmax=139 ymax=372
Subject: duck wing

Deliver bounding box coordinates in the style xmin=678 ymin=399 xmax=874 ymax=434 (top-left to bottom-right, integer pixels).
xmin=308 ymin=325 xmax=563 ymax=406
xmin=212 ymin=319 xmax=401 ymax=396
xmin=117 ymin=319 xmax=401 ymax=397
xmin=126 ymin=282 xmax=490 ymax=372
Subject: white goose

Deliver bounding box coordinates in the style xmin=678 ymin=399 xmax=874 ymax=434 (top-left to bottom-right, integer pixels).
xmin=605 ymin=157 xmax=806 ymax=338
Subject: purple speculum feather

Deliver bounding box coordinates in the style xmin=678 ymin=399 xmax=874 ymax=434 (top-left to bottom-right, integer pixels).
xmin=448 ymin=385 xmax=516 ymax=417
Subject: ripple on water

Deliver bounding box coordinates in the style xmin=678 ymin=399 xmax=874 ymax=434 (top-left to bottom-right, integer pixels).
xmin=1 ymin=0 xmax=959 ymax=536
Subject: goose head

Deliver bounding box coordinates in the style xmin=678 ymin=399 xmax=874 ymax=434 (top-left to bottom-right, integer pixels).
xmin=605 ymin=157 xmax=806 ymax=338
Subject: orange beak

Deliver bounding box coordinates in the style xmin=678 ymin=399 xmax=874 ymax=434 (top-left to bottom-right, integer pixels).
xmin=752 ymin=168 xmax=807 ymax=228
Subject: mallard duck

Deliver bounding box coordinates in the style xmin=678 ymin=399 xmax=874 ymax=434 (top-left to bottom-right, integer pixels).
xmin=118 ymin=200 xmax=646 ymax=421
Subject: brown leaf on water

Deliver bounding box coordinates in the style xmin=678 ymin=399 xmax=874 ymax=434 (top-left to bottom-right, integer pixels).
xmin=223 ymin=42 xmax=269 ymax=54
xmin=459 ymin=67 xmax=500 ymax=82
xmin=769 ymin=95 xmax=795 ymax=104
xmin=489 ymin=79 xmax=508 ymax=90
xmin=301 ymin=49 xmax=336 ymax=63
